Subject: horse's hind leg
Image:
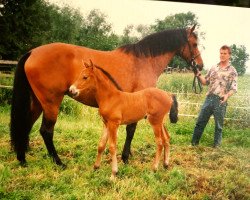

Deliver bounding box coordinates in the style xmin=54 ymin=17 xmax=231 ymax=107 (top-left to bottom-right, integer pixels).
xmin=162 ymin=126 xmax=170 ymax=169
xmin=39 ymin=103 xmax=64 ymax=167
xmin=31 ymin=94 xmax=42 ymax=126
xmin=122 ymin=122 xmax=137 ymax=163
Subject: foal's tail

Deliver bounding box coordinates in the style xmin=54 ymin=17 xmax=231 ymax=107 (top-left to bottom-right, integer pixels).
xmin=10 ymin=52 xmax=32 ymax=164
xmin=169 ymin=94 xmax=178 ymax=123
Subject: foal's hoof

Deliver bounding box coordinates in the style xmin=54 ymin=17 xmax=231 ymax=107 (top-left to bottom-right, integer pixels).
xmin=93 ymin=165 xmax=100 ymax=170
xmin=163 ymin=163 xmax=169 ymax=169
xmin=110 ymin=172 xmax=118 ymax=181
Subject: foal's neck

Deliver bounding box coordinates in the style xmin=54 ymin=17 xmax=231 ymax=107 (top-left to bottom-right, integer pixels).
xmin=94 ymin=69 xmax=120 ymax=104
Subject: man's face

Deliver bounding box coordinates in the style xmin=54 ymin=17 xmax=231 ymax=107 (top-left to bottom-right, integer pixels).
xmin=220 ymin=49 xmax=231 ymax=63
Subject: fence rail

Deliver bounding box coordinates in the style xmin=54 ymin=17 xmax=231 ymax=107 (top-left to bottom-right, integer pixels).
xmin=1 ymin=61 xmax=249 ymax=123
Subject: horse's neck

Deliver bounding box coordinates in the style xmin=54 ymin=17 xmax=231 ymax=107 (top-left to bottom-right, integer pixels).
xmin=147 ymin=51 xmax=176 ymax=77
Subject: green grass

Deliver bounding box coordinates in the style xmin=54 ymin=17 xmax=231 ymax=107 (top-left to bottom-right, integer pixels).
xmin=0 ymin=73 xmax=249 ymax=199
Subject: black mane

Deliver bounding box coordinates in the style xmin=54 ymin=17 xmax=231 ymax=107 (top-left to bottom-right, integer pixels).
xmin=95 ymin=66 xmax=123 ymax=91
xmin=119 ymin=28 xmax=188 ymax=57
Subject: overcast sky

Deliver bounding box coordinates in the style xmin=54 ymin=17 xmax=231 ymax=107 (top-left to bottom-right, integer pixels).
xmin=48 ymin=0 xmax=250 ymax=73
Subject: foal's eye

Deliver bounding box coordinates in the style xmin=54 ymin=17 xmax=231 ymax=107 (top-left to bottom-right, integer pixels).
xmin=83 ymin=76 xmax=88 ymax=80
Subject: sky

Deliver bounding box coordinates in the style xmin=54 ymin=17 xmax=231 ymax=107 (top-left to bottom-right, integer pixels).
xmin=48 ymin=0 xmax=250 ymax=73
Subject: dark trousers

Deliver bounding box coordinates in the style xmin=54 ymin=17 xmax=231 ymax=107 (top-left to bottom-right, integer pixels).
xmin=192 ymin=94 xmax=227 ymax=146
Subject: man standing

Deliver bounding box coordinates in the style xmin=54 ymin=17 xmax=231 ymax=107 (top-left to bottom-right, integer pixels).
xmin=191 ymin=45 xmax=238 ymax=147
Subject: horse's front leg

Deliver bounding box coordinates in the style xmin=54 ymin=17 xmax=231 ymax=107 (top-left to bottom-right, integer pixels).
xmin=122 ymin=122 xmax=137 ymax=163
xmin=94 ymin=125 xmax=108 ymax=169
xmin=107 ymin=122 xmax=119 ymax=179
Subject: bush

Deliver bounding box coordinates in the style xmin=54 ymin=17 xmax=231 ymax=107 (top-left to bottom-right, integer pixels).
xmin=0 ymin=88 xmax=12 ymax=105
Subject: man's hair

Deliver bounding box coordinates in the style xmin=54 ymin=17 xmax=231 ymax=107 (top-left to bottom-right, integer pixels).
xmin=220 ymin=45 xmax=231 ymax=55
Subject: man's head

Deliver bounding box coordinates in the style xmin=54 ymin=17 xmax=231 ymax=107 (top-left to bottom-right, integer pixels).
xmin=220 ymin=45 xmax=231 ymax=63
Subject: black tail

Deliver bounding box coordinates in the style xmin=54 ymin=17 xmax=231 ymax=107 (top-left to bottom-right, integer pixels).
xmin=10 ymin=52 xmax=32 ymax=164
xmin=169 ymin=94 xmax=178 ymax=123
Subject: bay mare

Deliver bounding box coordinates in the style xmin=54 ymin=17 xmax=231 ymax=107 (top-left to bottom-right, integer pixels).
xmin=10 ymin=25 xmax=203 ymax=167
xmin=69 ymin=61 xmax=178 ymax=178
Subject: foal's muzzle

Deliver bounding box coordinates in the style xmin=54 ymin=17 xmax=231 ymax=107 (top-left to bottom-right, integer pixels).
xmin=69 ymin=85 xmax=79 ymax=97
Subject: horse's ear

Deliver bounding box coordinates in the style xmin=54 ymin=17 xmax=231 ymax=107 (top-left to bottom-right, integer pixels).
xmin=190 ymin=24 xmax=196 ymax=33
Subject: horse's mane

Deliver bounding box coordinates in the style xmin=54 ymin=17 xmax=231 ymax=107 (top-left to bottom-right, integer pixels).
xmin=95 ymin=66 xmax=123 ymax=91
xmin=119 ymin=28 xmax=189 ymax=57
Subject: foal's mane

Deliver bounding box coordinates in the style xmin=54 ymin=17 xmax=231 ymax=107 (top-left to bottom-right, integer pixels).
xmin=94 ymin=65 xmax=123 ymax=91
xmin=119 ymin=28 xmax=189 ymax=57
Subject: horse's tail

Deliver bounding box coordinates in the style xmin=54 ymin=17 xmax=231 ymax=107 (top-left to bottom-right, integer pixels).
xmin=169 ymin=94 xmax=178 ymax=123
xmin=10 ymin=52 xmax=32 ymax=163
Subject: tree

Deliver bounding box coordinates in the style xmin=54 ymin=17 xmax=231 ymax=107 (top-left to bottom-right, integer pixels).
xmin=77 ymin=9 xmax=119 ymax=50
xmin=0 ymin=0 xmax=56 ymax=59
xmin=230 ymin=44 xmax=249 ymax=76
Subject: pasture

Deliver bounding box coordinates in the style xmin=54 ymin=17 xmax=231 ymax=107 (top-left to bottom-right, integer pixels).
xmin=0 ymin=73 xmax=249 ymax=200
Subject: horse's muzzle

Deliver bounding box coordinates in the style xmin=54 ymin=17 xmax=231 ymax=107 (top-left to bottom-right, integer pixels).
xmin=69 ymin=85 xmax=79 ymax=97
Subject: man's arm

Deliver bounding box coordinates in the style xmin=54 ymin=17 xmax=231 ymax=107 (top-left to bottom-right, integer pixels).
xmin=195 ymin=71 xmax=207 ymax=86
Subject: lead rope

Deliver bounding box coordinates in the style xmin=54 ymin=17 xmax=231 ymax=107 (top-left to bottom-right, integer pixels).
xmin=192 ymin=75 xmax=203 ymax=94
xmin=190 ymin=59 xmax=203 ymax=94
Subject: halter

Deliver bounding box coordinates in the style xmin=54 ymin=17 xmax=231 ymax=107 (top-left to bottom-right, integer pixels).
xmin=179 ymin=37 xmax=203 ymax=94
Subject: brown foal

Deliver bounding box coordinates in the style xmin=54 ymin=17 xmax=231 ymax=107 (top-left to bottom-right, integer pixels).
xmin=70 ymin=61 xmax=178 ymax=178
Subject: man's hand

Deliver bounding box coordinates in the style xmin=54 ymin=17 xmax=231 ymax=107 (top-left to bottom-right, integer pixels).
xmin=220 ymin=94 xmax=229 ymax=104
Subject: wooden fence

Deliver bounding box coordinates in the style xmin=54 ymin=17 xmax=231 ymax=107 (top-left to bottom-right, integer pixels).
xmin=1 ymin=60 xmax=249 ymax=123
xmin=0 ymin=60 xmax=17 ymax=89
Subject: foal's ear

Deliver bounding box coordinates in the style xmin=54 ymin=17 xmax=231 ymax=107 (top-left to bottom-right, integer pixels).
xmin=83 ymin=61 xmax=93 ymax=70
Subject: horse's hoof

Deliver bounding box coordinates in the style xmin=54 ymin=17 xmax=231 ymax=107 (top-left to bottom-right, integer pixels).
xmin=60 ymin=163 xmax=67 ymax=170
xmin=20 ymin=160 xmax=27 ymax=167
xmin=121 ymin=154 xmax=129 ymax=164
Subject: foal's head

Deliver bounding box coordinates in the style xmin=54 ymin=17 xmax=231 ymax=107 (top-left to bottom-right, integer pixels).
xmin=179 ymin=25 xmax=204 ymax=71
xmin=69 ymin=61 xmax=96 ymax=98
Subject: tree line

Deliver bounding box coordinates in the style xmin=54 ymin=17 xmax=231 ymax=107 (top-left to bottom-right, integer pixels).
xmin=0 ymin=0 xmax=248 ymax=75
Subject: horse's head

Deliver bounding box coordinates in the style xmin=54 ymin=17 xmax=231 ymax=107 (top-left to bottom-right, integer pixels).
xmin=179 ymin=25 xmax=203 ymax=72
xmin=69 ymin=60 xmax=96 ymax=98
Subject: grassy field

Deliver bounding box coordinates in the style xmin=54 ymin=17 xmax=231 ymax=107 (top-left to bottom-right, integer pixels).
xmin=0 ymin=73 xmax=249 ymax=200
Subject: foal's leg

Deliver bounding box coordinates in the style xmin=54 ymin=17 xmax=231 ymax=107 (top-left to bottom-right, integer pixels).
xmin=94 ymin=125 xmax=109 ymax=169
xmin=122 ymin=122 xmax=137 ymax=163
xmin=162 ymin=126 xmax=170 ymax=168
xmin=149 ymin=122 xmax=164 ymax=172
xmin=107 ymin=122 xmax=119 ymax=178
xmin=40 ymin=104 xmax=64 ymax=167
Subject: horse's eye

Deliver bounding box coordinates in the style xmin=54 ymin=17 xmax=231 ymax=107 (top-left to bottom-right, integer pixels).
xmin=83 ymin=76 xmax=88 ymax=80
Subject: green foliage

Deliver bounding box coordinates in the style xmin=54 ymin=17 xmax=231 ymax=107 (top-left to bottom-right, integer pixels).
xmin=0 ymin=0 xmax=56 ymax=59
xmin=230 ymin=44 xmax=249 ymax=76
xmin=157 ymin=72 xmax=194 ymax=93
xmin=59 ymin=96 xmax=83 ymax=117
xmin=152 ymin=11 xmax=200 ymax=31
xmin=0 ymin=1 xmax=119 ymax=60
